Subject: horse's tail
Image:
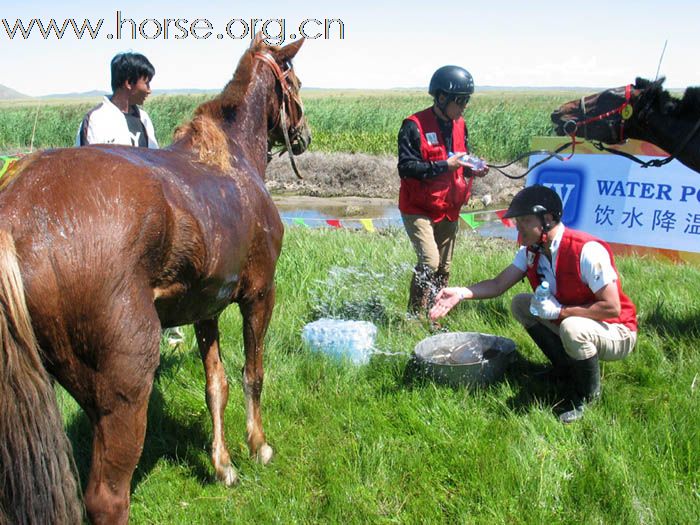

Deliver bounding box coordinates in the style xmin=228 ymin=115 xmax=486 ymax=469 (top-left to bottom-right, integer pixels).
xmin=0 ymin=230 xmax=82 ymax=525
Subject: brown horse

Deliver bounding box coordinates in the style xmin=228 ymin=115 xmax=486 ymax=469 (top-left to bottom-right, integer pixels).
xmin=0 ymin=35 xmax=310 ymax=525
xmin=551 ymin=77 xmax=700 ymax=173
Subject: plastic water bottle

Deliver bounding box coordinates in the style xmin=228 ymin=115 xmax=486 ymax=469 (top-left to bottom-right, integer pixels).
xmin=461 ymin=154 xmax=486 ymax=170
xmin=530 ymin=281 xmax=550 ymax=316
xmin=301 ymin=318 xmax=377 ymax=365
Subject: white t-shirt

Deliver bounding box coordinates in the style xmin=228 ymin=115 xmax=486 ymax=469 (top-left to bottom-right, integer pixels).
xmin=76 ymin=96 xmax=159 ymax=149
xmin=512 ymin=225 xmax=618 ymax=295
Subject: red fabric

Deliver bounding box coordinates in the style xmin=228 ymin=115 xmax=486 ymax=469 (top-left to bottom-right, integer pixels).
xmin=525 ymin=228 xmax=637 ymax=331
xmin=398 ymin=107 xmax=473 ymax=222
xmin=326 ymin=219 xmax=341 ymax=228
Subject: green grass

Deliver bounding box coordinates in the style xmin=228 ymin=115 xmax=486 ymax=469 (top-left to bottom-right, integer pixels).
xmin=56 ymin=228 xmax=700 ymax=524
xmin=0 ymin=90 xmax=579 ymax=161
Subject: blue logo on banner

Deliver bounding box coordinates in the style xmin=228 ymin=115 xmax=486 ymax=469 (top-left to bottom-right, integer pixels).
xmin=532 ymin=168 xmax=583 ymax=225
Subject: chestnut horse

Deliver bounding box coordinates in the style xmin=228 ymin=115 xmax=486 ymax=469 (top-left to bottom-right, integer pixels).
xmin=551 ymin=77 xmax=700 ymax=173
xmin=0 ymin=36 xmax=310 ymax=524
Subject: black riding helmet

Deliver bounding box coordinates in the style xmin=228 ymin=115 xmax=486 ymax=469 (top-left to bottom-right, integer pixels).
xmin=429 ymin=65 xmax=474 ymax=98
xmin=504 ymin=185 xmax=562 ymax=232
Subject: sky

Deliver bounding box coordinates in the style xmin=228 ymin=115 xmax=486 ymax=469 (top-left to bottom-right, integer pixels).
xmin=1 ymin=0 xmax=698 ymax=97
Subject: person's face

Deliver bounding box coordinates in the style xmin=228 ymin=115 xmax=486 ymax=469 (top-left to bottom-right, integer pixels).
xmin=127 ymin=76 xmax=152 ymax=106
xmin=437 ymin=94 xmax=470 ymax=120
xmin=515 ymin=214 xmax=544 ymax=246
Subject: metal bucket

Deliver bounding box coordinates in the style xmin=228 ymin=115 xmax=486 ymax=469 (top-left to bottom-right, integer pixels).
xmin=412 ymin=332 xmax=516 ymax=387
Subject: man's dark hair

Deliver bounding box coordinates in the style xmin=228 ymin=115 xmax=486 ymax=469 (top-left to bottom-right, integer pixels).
xmin=110 ymin=52 xmax=155 ymax=92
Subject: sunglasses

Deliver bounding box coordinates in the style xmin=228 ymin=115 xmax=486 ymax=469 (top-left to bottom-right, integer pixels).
xmin=451 ymin=95 xmax=470 ymax=106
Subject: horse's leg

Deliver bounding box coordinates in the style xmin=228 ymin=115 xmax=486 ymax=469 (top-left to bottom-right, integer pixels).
xmin=239 ymin=284 xmax=275 ymax=464
xmin=82 ymin=297 xmax=161 ymax=525
xmin=194 ymin=318 xmax=238 ymax=486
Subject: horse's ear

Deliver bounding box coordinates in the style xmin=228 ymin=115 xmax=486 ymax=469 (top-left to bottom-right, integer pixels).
xmin=278 ymin=38 xmax=305 ymax=62
xmin=250 ymin=31 xmax=266 ymax=50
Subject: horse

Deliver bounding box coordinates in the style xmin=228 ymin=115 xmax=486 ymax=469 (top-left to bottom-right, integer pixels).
xmin=550 ymin=77 xmax=700 ymax=173
xmin=0 ymin=35 xmax=310 ymax=525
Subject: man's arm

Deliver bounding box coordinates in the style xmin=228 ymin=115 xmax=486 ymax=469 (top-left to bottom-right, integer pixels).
xmin=558 ymin=282 xmax=621 ymax=321
xmin=430 ymin=264 xmax=525 ymax=319
xmin=397 ymin=120 xmax=449 ymax=180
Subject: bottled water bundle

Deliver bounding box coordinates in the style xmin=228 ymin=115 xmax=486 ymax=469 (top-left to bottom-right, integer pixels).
xmin=301 ymin=318 xmax=378 ymax=365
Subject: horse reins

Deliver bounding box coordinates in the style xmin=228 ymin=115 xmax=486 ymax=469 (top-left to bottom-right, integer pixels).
xmin=255 ymin=52 xmax=305 ymax=179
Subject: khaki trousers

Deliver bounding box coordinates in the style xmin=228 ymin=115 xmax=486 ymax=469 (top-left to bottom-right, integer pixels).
xmin=511 ymin=293 xmax=637 ymax=361
xmin=402 ymin=214 xmax=459 ymax=273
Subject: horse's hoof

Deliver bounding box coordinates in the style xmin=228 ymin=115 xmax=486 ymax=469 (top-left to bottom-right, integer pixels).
xmin=257 ymin=444 xmax=273 ymax=465
xmin=217 ymin=466 xmax=239 ymax=487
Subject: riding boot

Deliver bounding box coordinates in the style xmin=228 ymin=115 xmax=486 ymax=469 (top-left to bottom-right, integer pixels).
xmin=559 ymin=355 xmax=602 ymax=424
xmin=525 ymin=324 xmax=572 ymax=382
xmin=407 ymin=264 xmax=432 ymax=315
xmin=433 ymin=271 xmax=449 ymax=293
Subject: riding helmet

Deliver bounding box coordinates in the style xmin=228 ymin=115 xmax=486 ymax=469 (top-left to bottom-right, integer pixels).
xmin=428 ymin=66 xmax=474 ymax=97
xmin=503 ymin=185 xmax=563 ymax=221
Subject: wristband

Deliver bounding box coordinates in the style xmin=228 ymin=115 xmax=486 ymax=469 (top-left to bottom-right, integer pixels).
xmin=458 ymin=288 xmax=469 ymax=300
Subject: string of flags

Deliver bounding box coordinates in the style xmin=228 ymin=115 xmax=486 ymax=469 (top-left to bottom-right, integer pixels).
xmin=0 ymin=154 xmax=516 ymax=233
xmin=0 ymin=155 xmax=19 ymax=178
xmin=283 ymin=210 xmax=515 ymax=231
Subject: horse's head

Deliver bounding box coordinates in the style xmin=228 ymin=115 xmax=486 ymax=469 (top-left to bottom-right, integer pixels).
xmin=252 ymin=36 xmax=311 ymax=163
xmin=551 ymin=78 xmax=666 ymax=144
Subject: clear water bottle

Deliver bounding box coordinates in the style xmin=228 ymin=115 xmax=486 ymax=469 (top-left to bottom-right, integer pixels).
xmin=530 ymin=281 xmax=551 ymax=316
xmin=302 ymin=318 xmax=377 ymax=365
xmin=461 ymin=154 xmax=486 ymax=170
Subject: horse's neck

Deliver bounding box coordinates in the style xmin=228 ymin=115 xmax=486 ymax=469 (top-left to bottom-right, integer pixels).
xmin=630 ymin=109 xmax=700 ymax=170
xmin=227 ymin=78 xmax=272 ymax=176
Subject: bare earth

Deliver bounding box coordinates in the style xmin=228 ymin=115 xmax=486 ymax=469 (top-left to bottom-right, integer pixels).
xmin=265 ymin=152 xmax=527 ymax=209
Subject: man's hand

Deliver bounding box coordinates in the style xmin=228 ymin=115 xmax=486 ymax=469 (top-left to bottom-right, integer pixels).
xmin=530 ymin=295 xmax=562 ymax=320
xmin=429 ymin=287 xmax=467 ymax=320
xmin=468 ymin=165 xmax=489 ymax=178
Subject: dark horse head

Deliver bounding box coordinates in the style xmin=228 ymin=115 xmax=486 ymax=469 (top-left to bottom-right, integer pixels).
xmin=550 ymin=78 xmax=671 ymax=144
xmin=551 ymin=78 xmax=700 ymax=173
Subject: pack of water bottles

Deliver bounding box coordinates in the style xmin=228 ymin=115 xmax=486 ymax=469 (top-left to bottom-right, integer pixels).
xmin=301 ymin=318 xmax=377 ymax=365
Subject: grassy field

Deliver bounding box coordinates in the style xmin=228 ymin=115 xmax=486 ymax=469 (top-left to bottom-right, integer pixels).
xmin=56 ymin=227 xmax=699 ymax=524
xmin=0 ymin=89 xmax=579 ymax=161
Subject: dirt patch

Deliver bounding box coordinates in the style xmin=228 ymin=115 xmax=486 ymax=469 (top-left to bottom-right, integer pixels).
xmin=265 ymin=151 xmax=527 ymax=208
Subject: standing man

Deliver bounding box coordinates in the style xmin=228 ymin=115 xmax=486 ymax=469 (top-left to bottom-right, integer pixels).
xmin=76 ymin=52 xmax=158 ymax=148
xmin=430 ymin=186 xmax=638 ymax=423
xmin=398 ymin=65 xmax=489 ymax=314
xmin=77 ymin=52 xmax=185 ymax=345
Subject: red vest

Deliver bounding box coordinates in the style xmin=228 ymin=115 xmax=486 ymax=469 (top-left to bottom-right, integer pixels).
xmin=526 ymin=228 xmax=638 ymax=331
xmin=398 ymin=107 xmax=473 ymax=222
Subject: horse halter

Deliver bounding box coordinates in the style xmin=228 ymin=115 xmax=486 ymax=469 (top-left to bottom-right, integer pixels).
xmin=255 ymin=51 xmax=306 ymax=179
xmin=564 ymin=84 xmax=633 ymax=143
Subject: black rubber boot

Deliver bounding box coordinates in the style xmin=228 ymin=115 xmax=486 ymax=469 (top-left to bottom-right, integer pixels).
xmin=525 ymin=324 xmax=572 ymax=381
xmin=559 ymin=355 xmax=601 ymax=424
xmin=407 ymin=265 xmax=433 ymax=314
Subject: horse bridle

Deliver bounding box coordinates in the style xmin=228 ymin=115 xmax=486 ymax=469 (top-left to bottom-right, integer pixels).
xmin=563 ymin=83 xmax=700 ymax=168
xmin=564 ymin=84 xmax=633 ymax=143
xmin=255 ymin=52 xmax=306 ymax=179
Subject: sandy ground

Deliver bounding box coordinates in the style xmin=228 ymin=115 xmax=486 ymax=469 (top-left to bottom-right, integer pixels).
xmin=265 ymin=151 xmax=527 ymax=208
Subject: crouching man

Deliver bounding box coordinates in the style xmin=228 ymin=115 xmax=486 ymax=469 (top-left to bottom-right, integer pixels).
xmin=430 ymin=185 xmax=638 ymax=422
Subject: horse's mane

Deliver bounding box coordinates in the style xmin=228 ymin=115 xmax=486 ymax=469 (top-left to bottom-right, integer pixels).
xmin=174 ymin=39 xmax=272 ymax=170
xmin=635 ymin=76 xmax=700 ymax=118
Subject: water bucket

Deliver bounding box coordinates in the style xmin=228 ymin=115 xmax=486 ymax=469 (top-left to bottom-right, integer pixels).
xmin=411 ymin=332 xmax=516 ymax=387
xmin=302 ymin=318 xmax=377 ymax=365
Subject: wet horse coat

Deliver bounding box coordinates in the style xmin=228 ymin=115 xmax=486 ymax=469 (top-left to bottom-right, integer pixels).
xmin=0 ymin=37 xmax=310 ymax=525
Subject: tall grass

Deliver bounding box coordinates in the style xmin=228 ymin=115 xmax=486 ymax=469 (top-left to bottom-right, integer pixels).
xmin=0 ymin=90 xmax=576 ymax=161
xmin=55 ymin=228 xmax=699 ymax=524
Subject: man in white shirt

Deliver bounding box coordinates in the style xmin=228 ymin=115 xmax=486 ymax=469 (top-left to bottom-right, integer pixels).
xmin=430 ymin=185 xmax=638 ymax=423
xmin=76 ymin=52 xmax=185 ymax=346
xmin=76 ymin=52 xmax=158 ymax=148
